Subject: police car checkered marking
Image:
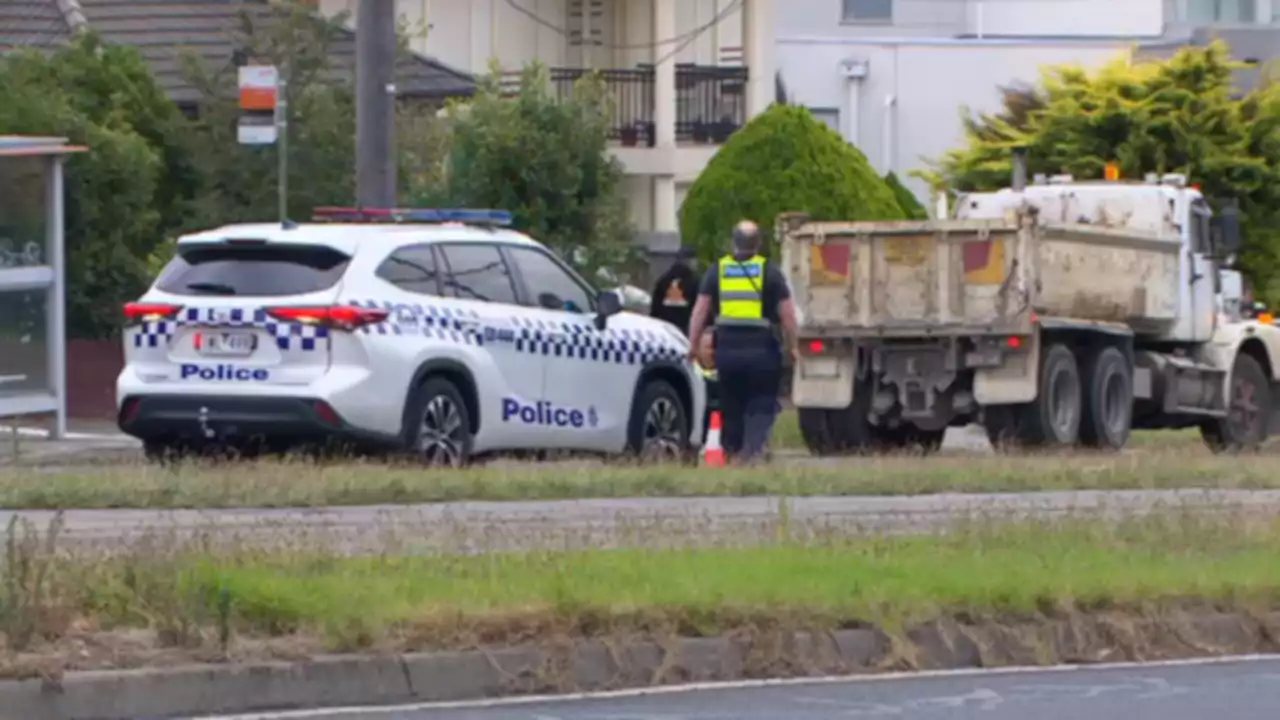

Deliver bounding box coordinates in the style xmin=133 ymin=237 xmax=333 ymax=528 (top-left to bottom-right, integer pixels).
xmin=350 ymin=299 xmax=485 ymax=346
xmin=133 ymin=320 xmax=176 ymax=349
xmin=130 ymin=307 xmax=330 ymax=352
xmin=350 ymin=298 xmax=682 ymax=366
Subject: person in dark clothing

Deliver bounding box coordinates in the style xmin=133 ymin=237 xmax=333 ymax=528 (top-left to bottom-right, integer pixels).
xmin=649 ymin=247 xmax=699 ymax=336
xmin=686 ymin=221 xmax=798 ymax=462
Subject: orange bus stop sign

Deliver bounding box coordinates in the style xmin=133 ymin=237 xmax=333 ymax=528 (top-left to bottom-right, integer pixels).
xmin=238 ymin=66 xmax=279 ymax=111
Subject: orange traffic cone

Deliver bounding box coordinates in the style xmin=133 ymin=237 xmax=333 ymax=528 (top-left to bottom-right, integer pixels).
xmin=702 ymin=411 xmax=727 ymax=467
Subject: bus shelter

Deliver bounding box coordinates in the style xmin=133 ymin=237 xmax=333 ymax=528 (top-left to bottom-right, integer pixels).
xmin=0 ymin=136 xmax=86 ymax=438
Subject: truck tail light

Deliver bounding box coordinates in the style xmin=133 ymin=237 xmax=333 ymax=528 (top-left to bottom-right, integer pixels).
xmin=123 ymin=302 xmax=182 ymax=324
xmin=265 ymin=305 xmax=389 ymax=331
xmin=801 ymin=339 xmax=830 ymax=355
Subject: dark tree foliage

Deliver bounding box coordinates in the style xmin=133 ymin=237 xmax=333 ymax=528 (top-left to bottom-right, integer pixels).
xmin=0 ymin=32 xmax=191 ymax=338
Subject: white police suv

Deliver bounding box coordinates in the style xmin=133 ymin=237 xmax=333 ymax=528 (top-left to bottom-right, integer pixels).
xmin=116 ymin=207 xmax=705 ymax=466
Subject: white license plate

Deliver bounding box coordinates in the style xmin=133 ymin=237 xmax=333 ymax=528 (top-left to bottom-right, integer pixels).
xmin=801 ymin=356 xmax=839 ymax=378
xmin=199 ymin=332 xmax=257 ymax=357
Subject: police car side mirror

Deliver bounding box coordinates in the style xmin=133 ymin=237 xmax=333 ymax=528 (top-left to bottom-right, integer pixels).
xmin=594 ymin=289 xmax=622 ymax=329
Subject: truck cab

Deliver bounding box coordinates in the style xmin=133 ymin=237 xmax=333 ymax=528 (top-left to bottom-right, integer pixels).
xmin=955 ymin=174 xmax=1237 ymax=345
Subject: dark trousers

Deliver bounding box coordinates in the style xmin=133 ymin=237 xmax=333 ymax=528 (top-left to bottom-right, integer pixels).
xmin=715 ymin=332 xmax=782 ymax=461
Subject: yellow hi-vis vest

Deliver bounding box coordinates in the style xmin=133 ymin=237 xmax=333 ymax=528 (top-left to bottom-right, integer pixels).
xmin=715 ymin=254 xmax=770 ymax=328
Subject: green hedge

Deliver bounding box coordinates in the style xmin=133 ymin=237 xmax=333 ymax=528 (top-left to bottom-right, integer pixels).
xmin=885 ymin=171 xmax=928 ymax=219
xmin=679 ymin=105 xmax=906 ymax=264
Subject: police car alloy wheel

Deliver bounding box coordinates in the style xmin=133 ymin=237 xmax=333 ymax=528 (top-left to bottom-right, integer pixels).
xmin=407 ymin=378 xmax=472 ymax=467
xmin=629 ymin=379 xmax=689 ymax=461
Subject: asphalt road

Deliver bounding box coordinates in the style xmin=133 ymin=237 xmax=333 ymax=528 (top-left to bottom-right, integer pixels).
xmin=215 ymin=656 xmax=1280 ymax=719
xmin=5 ymin=488 xmax=1280 ymax=553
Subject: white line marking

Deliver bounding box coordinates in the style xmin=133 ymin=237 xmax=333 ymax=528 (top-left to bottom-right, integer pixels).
xmin=194 ymin=652 xmax=1280 ymax=719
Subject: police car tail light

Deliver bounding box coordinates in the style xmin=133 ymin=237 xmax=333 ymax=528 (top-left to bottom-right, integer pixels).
xmin=803 ymin=339 xmax=827 ymax=355
xmin=118 ymin=398 xmax=142 ymax=425
xmin=265 ymin=305 xmax=389 ymax=331
xmin=123 ymin=302 xmax=182 ymax=324
xmin=312 ymin=400 xmax=342 ymax=425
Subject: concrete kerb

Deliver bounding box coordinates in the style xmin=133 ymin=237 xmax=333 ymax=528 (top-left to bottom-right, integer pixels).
xmin=2 ymin=612 xmax=1278 ymax=719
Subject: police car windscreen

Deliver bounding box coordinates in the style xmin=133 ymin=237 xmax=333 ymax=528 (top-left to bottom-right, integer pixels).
xmin=155 ymin=243 xmax=351 ymax=297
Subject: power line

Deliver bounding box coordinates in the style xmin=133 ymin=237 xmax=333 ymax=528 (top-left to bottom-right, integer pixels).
xmin=651 ymin=0 xmax=742 ymax=68
xmin=503 ymin=0 xmax=740 ymax=52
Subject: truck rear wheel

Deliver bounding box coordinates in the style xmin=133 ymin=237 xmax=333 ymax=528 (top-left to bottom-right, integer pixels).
xmin=983 ymin=343 xmax=1082 ymax=450
xmin=1200 ymin=353 xmax=1270 ymax=453
xmin=798 ymin=405 xmax=872 ymax=455
xmin=797 ymin=373 xmax=874 ymax=455
xmin=1078 ymin=346 xmax=1132 ymax=450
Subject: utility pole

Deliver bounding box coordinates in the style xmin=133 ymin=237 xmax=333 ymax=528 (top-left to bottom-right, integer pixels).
xmin=356 ymin=0 xmax=398 ymax=207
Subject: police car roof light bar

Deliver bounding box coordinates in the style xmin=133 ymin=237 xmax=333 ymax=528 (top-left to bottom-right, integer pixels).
xmin=311 ymin=207 xmax=514 ymax=226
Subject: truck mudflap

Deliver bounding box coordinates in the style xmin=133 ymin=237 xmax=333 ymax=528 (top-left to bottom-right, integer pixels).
xmin=791 ymin=338 xmax=856 ymax=409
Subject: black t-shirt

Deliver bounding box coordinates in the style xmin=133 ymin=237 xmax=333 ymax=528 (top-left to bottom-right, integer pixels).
xmin=649 ymin=263 xmax=699 ymax=334
xmin=698 ymin=255 xmax=791 ymax=325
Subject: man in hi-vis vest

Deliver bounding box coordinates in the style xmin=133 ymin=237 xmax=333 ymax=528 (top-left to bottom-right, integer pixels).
xmin=686 ymin=220 xmax=799 ymax=462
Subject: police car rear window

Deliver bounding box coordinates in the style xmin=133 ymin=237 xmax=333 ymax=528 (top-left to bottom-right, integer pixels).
xmin=154 ymin=243 xmax=351 ymax=297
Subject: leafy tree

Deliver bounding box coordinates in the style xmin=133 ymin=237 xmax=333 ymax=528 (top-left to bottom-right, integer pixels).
xmin=926 ymin=42 xmax=1280 ymax=299
xmin=178 ymin=1 xmax=358 ymax=230
xmin=679 ymin=104 xmax=907 ymax=264
xmin=0 ymin=33 xmax=182 ymax=339
xmin=397 ymin=102 xmax=452 ymax=206
xmin=430 ymin=62 xmax=635 ymax=277
xmin=884 ymin=171 xmax=927 ymax=219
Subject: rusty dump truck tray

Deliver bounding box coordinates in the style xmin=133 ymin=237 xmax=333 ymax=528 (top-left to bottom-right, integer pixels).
xmin=780 ymin=216 xmax=1181 ymax=337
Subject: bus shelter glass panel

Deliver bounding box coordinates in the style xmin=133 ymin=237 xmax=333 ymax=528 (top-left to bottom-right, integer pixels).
xmin=0 ymin=157 xmax=48 ymax=269
xmin=0 ymin=288 xmax=49 ymax=397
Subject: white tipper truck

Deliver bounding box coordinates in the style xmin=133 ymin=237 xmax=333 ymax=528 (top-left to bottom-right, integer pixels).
xmin=782 ymin=154 xmax=1280 ymax=453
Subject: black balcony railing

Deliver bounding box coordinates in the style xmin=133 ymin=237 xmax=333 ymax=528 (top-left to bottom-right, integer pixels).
xmin=548 ymin=64 xmax=749 ymax=146
xmin=674 ymin=64 xmax=747 ymax=144
xmin=550 ymin=67 xmax=655 ymax=144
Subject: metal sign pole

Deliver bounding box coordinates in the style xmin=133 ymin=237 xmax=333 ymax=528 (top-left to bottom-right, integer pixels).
xmin=236 ymin=64 xmax=285 ymax=220
xmin=277 ymin=69 xmax=289 ymax=223
xmin=47 ymin=154 xmax=66 ymax=439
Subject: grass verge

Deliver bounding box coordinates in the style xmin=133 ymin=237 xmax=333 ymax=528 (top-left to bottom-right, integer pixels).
xmin=3 ymin=440 xmax=1280 ymax=509
xmin=2 ymin=509 xmax=1279 ymax=678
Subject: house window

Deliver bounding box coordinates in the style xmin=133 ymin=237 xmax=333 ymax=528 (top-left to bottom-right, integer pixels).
xmin=842 ymin=0 xmax=892 ymax=23
xmin=810 ymin=108 xmax=840 ymax=133
xmin=1182 ymin=0 xmax=1257 ymax=23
